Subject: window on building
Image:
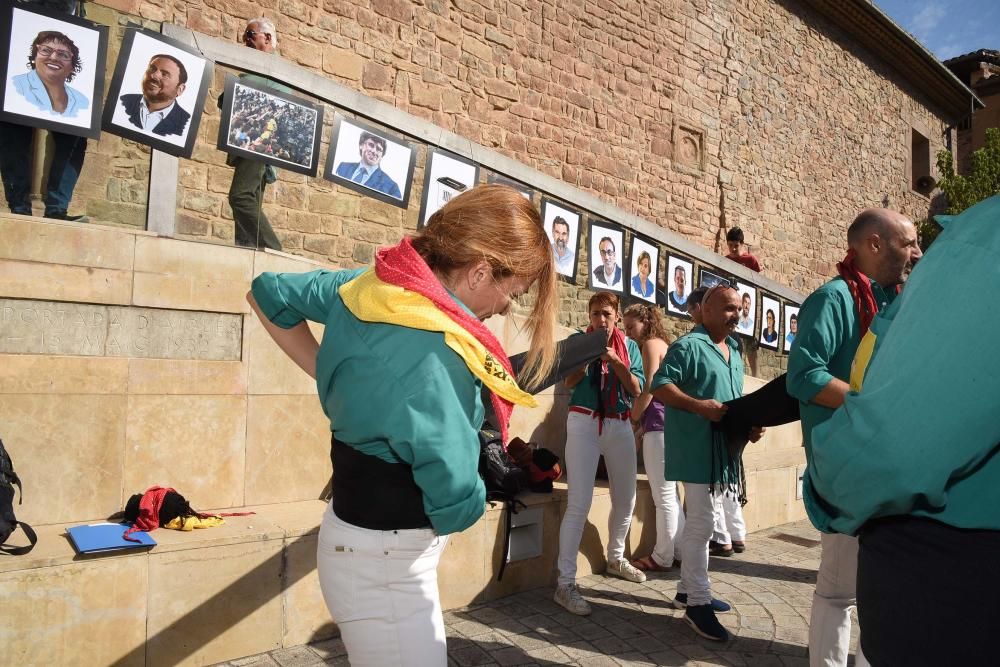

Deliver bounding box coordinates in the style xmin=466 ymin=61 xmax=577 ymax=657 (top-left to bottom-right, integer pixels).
xmin=911 ymin=128 xmax=932 ymax=195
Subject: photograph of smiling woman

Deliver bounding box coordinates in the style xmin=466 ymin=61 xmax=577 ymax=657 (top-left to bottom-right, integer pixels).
xmin=101 ymin=28 xmax=212 ymax=158
xmin=0 ymin=4 xmax=108 ymax=138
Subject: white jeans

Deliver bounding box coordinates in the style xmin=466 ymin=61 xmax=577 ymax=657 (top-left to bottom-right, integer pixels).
xmin=678 ymin=482 xmax=717 ymax=606
xmin=809 ymin=532 xmax=869 ymax=667
xmin=317 ymin=505 xmax=450 ymax=667
xmin=711 ymin=492 xmax=746 ymax=544
xmin=557 ymin=411 xmax=637 ymax=586
xmin=641 ymin=430 xmax=684 ymax=567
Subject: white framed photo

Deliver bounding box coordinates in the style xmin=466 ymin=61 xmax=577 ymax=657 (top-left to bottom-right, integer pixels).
xmin=0 ymin=3 xmax=108 ymax=138
xmin=102 ymin=28 xmax=212 ymax=158
xmin=759 ymin=293 xmax=780 ymax=349
xmin=588 ymin=220 xmax=625 ymax=293
xmin=628 ymin=234 xmax=659 ymax=303
xmin=418 ymin=148 xmax=479 ymax=228
xmin=734 ymin=280 xmax=757 ymax=339
xmin=665 ymin=254 xmax=695 ymax=317
xmin=542 ymin=198 xmax=581 ymax=283
xmin=325 ymin=114 xmax=415 ymax=207
xmin=782 ymin=304 xmax=800 ymax=354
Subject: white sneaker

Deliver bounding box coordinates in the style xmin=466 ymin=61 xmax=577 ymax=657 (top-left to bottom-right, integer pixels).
xmin=554 ymin=583 xmax=592 ymax=615
xmin=606 ymin=558 xmax=647 ymax=583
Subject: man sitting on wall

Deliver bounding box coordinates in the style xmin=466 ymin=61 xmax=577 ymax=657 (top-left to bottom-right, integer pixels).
xmin=334 ymin=132 xmax=402 ymax=199
xmin=119 ymin=54 xmax=190 ymax=137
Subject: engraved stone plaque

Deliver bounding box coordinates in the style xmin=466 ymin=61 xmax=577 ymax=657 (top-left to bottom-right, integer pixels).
xmin=673 ymin=121 xmax=705 ymax=173
xmin=0 ymin=298 xmax=242 ymax=361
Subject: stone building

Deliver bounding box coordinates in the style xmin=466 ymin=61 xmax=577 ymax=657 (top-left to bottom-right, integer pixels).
xmin=0 ymin=2 xmax=981 ymax=664
xmin=944 ymin=48 xmax=1000 ymax=174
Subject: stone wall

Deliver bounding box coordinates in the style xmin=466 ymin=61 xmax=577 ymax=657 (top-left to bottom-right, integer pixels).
xmin=27 ymin=0 xmax=954 ymax=379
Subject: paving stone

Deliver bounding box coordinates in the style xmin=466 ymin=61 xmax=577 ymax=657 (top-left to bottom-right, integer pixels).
xmin=272 ymin=646 xmax=325 ymax=667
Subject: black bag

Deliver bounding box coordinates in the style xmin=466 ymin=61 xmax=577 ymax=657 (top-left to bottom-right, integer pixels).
xmin=0 ymin=437 xmax=37 ymax=555
xmin=478 ymin=425 xmax=528 ymax=581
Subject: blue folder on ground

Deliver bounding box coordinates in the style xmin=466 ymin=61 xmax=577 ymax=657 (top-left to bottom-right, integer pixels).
xmin=66 ymin=522 xmax=156 ymax=554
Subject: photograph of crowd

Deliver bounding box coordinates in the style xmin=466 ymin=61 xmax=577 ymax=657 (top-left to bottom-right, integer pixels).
xmin=218 ymin=75 xmax=322 ymax=176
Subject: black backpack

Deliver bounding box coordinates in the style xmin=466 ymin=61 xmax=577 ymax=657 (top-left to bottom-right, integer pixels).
xmin=478 ymin=425 xmax=528 ymax=581
xmin=0 ymin=437 xmax=37 ymax=555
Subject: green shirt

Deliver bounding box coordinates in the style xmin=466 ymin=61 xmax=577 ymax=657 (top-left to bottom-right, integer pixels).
xmin=251 ymin=268 xmax=487 ymax=535
xmin=786 ymin=276 xmax=896 ymax=455
xmin=651 ymin=326 xmax=744 ymax=483
xmin=568 ymin=336 xmax=644 ymax=413
xmin=805 ymin=195 xmax=1000 ymax=534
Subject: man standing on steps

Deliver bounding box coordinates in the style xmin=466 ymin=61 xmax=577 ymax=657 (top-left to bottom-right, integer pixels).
xmin=228 ymin=18 xmax=287 ymax=251
xmin=787 ymin=208 xmax=921 ymax=667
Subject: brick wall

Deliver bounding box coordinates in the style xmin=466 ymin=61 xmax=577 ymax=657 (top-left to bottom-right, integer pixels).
xmin=59 ymin=0 xmax=951 ymax=378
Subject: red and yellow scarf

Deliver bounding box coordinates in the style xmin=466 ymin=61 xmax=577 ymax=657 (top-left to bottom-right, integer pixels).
xmin=339 ymin=238 xmax=536 ymax=443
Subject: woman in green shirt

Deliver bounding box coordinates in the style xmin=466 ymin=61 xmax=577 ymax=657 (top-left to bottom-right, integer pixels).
xmin=248 ymin=185 xmax=558 ymax=666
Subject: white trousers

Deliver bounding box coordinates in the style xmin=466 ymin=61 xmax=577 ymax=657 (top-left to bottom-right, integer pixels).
xmin=678 ymin=482 xmax=717 ymax=606
xmin=711 ymin=492 xmax=746 ymax=544
xmin=641 ymin=430 xmax=685 ymax=567
xmin=808 ymin=532 xmax=869 ymax=667
xmin=557 ymin=412 xmax=637 ymax=586
xmin=317 ymin=505 xmax=450 ymax=667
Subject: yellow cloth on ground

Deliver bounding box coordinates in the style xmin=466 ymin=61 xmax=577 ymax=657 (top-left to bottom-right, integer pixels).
xmin=339 ymin=269 xmax=537 ymax=409
xmin=164 ymin=515 xmax=226 ymax=531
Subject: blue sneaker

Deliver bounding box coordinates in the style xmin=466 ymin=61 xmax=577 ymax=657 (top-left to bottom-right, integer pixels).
xmin=673 ymin=593 xmax=732 ymax=613
xmin=685 ymin=603 xmax=729 ymax=641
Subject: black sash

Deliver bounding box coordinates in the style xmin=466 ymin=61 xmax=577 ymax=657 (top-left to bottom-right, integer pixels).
xmin=330 ymin=437 xmax=431 ymax=530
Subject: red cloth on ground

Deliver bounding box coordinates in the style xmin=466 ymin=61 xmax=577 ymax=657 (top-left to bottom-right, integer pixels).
xmin=836 ymin=248 xmax=879 ymax=338
xmin=373 ymin=237 xmax=519 ymax=443
xmin=123 ymin=485 xmax=173 ymax=542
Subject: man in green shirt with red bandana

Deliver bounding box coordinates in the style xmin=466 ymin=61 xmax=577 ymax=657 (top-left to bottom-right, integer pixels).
xmin=651 ymin=283 xmax=763 ymax=641
xmin=806 ymin=195 xmax=1000 ymax=665
xmin=787 ymin=208 xmax=921 ymax=667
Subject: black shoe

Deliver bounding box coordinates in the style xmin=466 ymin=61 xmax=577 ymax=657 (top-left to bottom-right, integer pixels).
xmin=732 ymin=541 xmax=746 ymax=553
xmin=709 ymin=542 xmax=734 ymax=557
xmin=673 ymin=593 xmax=732 ymax=613
xmin=45 ymin=211 xmax=89 ymax=222
xmin=685 ymin=604 xmax=729 ymax=641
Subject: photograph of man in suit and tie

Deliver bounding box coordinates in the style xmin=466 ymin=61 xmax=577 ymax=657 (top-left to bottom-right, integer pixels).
xmin=326 ymin=115 xmax=415 ymax=208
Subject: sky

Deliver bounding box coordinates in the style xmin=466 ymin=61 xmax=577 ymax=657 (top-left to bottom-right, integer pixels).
xmin=873 ymin=0 xmax=1000 ymax=61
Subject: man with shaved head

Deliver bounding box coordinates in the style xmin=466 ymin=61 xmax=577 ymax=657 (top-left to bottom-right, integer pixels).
xmin=787 ymin=207 xmax=921 ymax=667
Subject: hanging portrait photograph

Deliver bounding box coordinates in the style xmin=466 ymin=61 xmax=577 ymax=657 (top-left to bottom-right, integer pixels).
xmin=0 ymin=2 xmax=108 ymax=138
xmin=699 ymin=267 xmax=728 ymax=289
xmin=628 ymin=234 xmax=659 ymax=303
xmin=734 ymin=279 xmax=757 ymax=338
xmin=665 ymin=254 xmax=695 ymax=317
xmin=325 ymin=114 xmax=415 ymax=207
xmin=102 ymin=28 xmax=212 ymax=158
xmin=782 ymin=304 xmax=800 ymax=354
xmin=758 ymin=293 xmax=780 ymax=350
xmin=487 ymin=173 xmax=534 ymax=201
xmin=542 ymin=198 xmax=581 ymax=283
xmin=418 ymin=148 xmax=479 ymax=228
xmin=588 ymin=220 xmax=626 ymax=293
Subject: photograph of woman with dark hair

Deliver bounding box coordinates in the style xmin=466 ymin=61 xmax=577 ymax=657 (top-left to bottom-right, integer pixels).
xmin=631 ymin=250 xmax=655 ymax=299
xmin=761 ymin=309 xmax=778 ymax=343
xmin=13 ymin=31 xmax=88 ymax=118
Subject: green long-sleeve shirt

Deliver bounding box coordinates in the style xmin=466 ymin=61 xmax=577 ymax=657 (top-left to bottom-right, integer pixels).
xmin=251 ymin=268 xmax=487 ymax=535
xmin=805 ymin=195 xmax=1000 ymax=535
xmin=785 ymin=276 xmax=896 ymax=456
xmin=651 ymin=327 xmax=744 ymax=484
